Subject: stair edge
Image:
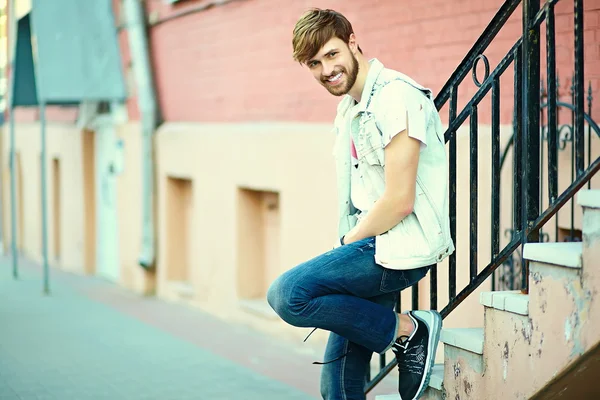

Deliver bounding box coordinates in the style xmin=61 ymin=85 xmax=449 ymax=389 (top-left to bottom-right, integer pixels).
xmin=480 ymin=291 xmax=529 ymax=316
xmin=523 ymin=242 xmax=582 ymax=269
xmin=578 ymin=189 xmax=600 ymax=209
xmin=440 ymin=328 xmax=484 ymax=355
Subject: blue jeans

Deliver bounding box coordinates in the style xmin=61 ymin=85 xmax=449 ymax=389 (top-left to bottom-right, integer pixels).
xmin=267 ymin=237 xmax=429 ymax=400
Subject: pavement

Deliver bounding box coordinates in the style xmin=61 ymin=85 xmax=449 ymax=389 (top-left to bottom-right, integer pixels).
xmin=0 ymin=257 xmax=397 ymax=400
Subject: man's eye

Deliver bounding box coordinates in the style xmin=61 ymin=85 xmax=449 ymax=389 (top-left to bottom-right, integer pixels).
xmin=329 ymin=52 xmax=338 ymax=58
xmin=309 ymin=61 xmax=318 ymax=68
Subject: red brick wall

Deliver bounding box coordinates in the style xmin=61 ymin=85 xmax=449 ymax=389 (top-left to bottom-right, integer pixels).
xmin=143 ymin=0 xmax=511 ymax=124
xmin=134 ymin=0 xmax=599 ymax=126
xmin=551 ymin=0 xmax=600 ymax=125
xmin=18 ymin=0 xmax=600 ymax=124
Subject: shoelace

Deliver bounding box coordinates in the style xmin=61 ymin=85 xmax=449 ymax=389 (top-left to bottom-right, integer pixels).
xmin=304 ymin=327 xmax=318 ymax=343
xmin=393 ymin=336 xmax=425 ymax=374
xmin=392 ymin=335 xmax=412 ymax=373
xmin=304 ymin=327 xmax=351 ymax=365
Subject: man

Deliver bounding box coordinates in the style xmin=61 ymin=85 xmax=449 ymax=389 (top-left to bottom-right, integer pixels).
xmin=267 ymin=8 xmax=454 ymax=400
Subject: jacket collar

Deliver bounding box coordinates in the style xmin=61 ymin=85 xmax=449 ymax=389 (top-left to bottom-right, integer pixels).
xmin=336 ymin=59 xmax=386 ymax=119
xmin=354 ymin=58 xmax=385 ymax=114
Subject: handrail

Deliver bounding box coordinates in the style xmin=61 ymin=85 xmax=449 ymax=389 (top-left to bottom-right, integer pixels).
xmin=366 ymin=155 xmax=600 ymax=392
xmin=500 ymin=102 xmax=600 ymax=171
xmin=530 ymin=156 xmax=600 ymax=233
xmin=365 ymin=235 xmax=523 ymax=389
xmin=367 ymin=2 xmax=526 ymax=392
xmin=366 ymin=0 xmax=598 ymax=394
xmin=442 ymin=39 xmax=522 ymax=142
xmin=434 ymin=0 xmax=522 ymax=110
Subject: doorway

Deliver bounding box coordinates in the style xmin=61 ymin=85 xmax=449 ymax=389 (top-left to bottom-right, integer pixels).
xmin=237 ymin=188 xmax=281 ymax=300
xmin=82 ymin=130 xmax=96 ymax=274
xmin=165 ymin=176 xmax=194 ymax=297
xmin=94 ymin=115 xmax=120 ymax=282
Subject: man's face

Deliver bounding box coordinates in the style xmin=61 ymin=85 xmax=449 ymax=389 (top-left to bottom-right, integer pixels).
xmin=305 ymin=37 xmax=359 ymax=97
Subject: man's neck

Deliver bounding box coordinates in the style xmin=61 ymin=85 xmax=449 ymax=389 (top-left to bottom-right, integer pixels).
xmin=349 ymin=56 xmax=371 ymax=103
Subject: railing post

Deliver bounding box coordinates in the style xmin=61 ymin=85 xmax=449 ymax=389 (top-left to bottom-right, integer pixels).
xmin=521 ymin=0 xmax=541 ymax=293
xmin=546 ymin=3 xmax=558 ymax=205
xmin=574 ymin=0 xmax=585 ymax=176
xmin=448 ymin=88 xmax=458 ymax=300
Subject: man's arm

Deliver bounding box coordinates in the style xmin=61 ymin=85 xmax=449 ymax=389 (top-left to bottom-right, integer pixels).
xmin=342 ymin=128 xmax=420 ymax=244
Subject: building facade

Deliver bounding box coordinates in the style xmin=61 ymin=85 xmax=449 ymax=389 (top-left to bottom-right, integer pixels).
xmin=3 ymin=0 xmax=600 ymax=346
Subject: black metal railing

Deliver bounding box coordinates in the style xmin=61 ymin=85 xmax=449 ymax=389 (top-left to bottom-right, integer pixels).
xmin=366 ymin=0 xmax=600 ymax=392
xmin=494 ymin=79 xmax=599 ymax=290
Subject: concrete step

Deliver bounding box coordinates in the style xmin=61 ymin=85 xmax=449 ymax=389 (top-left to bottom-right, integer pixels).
xmin=579 ymin=190 xmax=600 ymax=293
xmin=523 ymin=242 xmax=583 ymax=269
xmin=374 ymin=364 xmax=444 ymax=400
xmin=440 ymin=328 xmax=484 ymax=355
xmin=480 ymin=290 xmax=529 ymax=316
xmin=481 ymin=236 xmax=596 ymax=398
xmin=578 ymin=189 xmax=600 ymax=209
xmin=439 ymin=328 xmax=485 ymax=398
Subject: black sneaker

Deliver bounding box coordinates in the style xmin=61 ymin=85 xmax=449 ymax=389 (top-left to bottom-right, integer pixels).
xmin=392 ymin=310 xmax=442 ymax=400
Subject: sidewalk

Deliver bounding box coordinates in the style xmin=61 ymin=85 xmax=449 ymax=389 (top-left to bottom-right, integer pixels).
xmin=0 ymin=258 xmax=397 ymax=399
xmin=1 ymin=257 xmax=320 ymax=400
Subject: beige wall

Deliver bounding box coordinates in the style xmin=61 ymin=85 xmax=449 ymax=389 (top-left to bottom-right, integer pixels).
xmin=0 ymin=121 xmax=155 ymax=293
xmin=2 ymin=122 xmax=86 ymax=272
xmin=154 ymin=123 xmax=339 ymax=317
xmin=2 ymin=120 xmax=598 ymax=346
xmin=114 ymin=121 xmax=155 ymax=294
xmin=150 ymin=122 xmax=532 ymax=342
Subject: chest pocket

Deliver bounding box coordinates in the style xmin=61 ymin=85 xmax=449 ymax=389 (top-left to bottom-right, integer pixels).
xmin=353 ymin=112 xmax=385 ymax=166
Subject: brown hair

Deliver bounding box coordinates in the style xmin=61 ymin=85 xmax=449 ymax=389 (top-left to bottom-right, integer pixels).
xmin=292 ymin=8 xmax=362 ymax=64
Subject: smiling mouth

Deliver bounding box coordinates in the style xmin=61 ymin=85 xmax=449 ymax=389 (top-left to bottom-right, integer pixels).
xmin=325 ymin=72 xmax=343 ymax=85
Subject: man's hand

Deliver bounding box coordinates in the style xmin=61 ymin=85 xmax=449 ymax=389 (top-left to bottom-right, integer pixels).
xmin=344 ymin=129 xmax=421 ymax=243
xmin=342 ymin=225 xmax=360 ymax=245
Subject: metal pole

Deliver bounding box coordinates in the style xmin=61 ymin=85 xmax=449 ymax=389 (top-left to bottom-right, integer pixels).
xmin=28 ymin=2 xmax=49 ymax=294
xmin=521 ymin=0 xmax=541 ymax=293
xmin=8 ymin=0 xmax=17 ymax=278
xmin=123 ymin=0 xmax=159 ymax=271
xmin=0 ymin=3 xmax=7 ymax=256
xmin=9 ymin=100 xmax=17 ymax=279
xmin=40 ymin=101 xmax=49 ymax=294
xmin=573 ymin=0 xmax=585 ymax=176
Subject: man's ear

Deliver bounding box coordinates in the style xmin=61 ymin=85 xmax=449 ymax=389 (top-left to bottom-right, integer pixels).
xmin=348 ymin=33 xmax=358 ymax=54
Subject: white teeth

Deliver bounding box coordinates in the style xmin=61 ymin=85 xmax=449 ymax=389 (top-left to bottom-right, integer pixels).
xmin=328 ymin=73 xmax=342 ymax=82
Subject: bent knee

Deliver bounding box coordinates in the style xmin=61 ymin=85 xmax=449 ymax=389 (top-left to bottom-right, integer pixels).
xmin=266 ymin=274 xmax=307 ymax=326
xmin=266 ymin=275 xmax=292 ymax=317
xmin=266 ymin=277 xmax=283 ymax=313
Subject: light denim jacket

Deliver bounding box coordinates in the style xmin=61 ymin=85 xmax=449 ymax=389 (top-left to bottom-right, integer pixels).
xmin=332 ymin=59 xmax=455 ymax=270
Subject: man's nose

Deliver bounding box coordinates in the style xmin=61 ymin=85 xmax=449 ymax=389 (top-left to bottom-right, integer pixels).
xmin=321 ymin=61 xmax=335 ymax=77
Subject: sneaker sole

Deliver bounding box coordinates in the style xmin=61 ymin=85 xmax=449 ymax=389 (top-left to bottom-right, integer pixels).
xmin=411 ymin=310 xmax=442 ymax=400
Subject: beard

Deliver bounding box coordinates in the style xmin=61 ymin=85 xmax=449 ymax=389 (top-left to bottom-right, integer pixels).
xmin=321 ymin=54 xmax=359 ymax=96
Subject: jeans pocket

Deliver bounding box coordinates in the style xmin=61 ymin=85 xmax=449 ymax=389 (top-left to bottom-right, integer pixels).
xmin=379 ymin=266 xmax=430 ymax=293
